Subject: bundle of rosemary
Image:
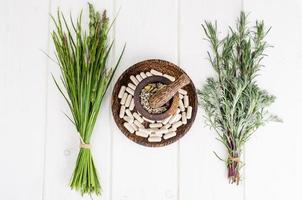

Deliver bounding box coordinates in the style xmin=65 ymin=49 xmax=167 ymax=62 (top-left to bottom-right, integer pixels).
xmin=51 ymin=4 xmax=124 ymax=195
xmin=198 ymin=12 xmax=281 ymax=184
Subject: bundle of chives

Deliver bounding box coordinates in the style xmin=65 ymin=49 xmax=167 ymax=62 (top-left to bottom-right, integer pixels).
xmin=51 ymin=3 xmax=125 ymax=195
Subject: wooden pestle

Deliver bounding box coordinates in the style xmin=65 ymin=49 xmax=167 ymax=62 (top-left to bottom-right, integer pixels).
xmin=149 ymin=73 xmax=190 ymax=108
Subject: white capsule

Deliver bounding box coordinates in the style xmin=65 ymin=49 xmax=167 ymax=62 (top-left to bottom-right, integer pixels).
xmin=130 ymin=75 xmax=139 ymax=85
xmin=118 ymin=86 xmax=126 ymax=98
xmin=124 ymin=122 xmax=135 ymax=133
xmin=163 ymin=132 xmax=176 ymax=140
xmin=128 ymin=83 xmax=136 ymax=90
xmin=120 ymin=93 xmax=128 ymax=105
xmin=130 ymin=123 xmax=138 ymax=131
xmin=126 ymin=87 xmax=134 ymax=96
xmin=187 ymin=106 xmax=192 ymax=119
xmin=162 ymin=123 xmax=171 ymax=129
xmin=184 ymin=95 xmax=189 ymax=108
xmin=133 ymin=112 xmax=144 ymax=123
xmin=156 ymin=128 xmax=169 ymax=135
xmin=175 ymin=108 xmax=181 ymax=114
xmin=146 ymin=72 xmax=153 ymax=77
xmin=148 ymin=136 xmax=162 ymax=142
xmin=140 ymin=72 xmax=147 ymax=79
xmin=134 ymin=120 xmax=144 ymax=128
xmin=136 ymin=74 xmax=143 ymax=82
xmin=182 ymin=112 xmax=187 ymax=124
xmin=129 ymin=99 xmax=135 ymax=111
xmin=139 ymin=128 xmax=152 ymax=135
xmin=135 ymin=130 xmax=149 ymax=138
xmin=172 ymin=121 xmax=183 ymax=129
xmin=143 ymin=117 xmax=155 ymax=123
xmin=178 ymin=88 xmax=187 ymax=95
xmin=125 ymin=95 xmax=132 ymax=107
xmin=163 ymin=74 xmax=176 ymax=81
xmin=179 ymin=99 xmax=185 ymax=112
xmin=169 ymin=114 xmax=182 ymax=124
xmin=168 ymin=127 xmax=177 ymax=132
xmin=123 ymin=116 xmax=134 ymax=123
xmin=150 ymin=69 xmax=163 ymax=76
xmin=149 ymin=123 xmax=163 ymax=128
xmin=119 ymin=106 xmax=125 ymax=118
xmin=162 ymin=115 xmax=172 ymax=125
xmin=125 ymin=109 xmax=134 ymax=119
xmin=179 ymin=94 xmax=184 ymax=99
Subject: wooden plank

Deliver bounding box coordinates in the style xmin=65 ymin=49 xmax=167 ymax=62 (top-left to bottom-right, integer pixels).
xmin=0 ymin=0 xmax=50 ymax=199
xmin=243 ymin=0 xmax=302 ymax=199
xmin=111 ymin=0 xmax=179 ymax=199
xmin=43 ymin=0 xmax=114 ymax=199
xmin=178 ymin=0 xmax=244 ymax=199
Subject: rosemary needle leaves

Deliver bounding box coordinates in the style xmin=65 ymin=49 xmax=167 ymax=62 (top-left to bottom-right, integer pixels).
xmin=198 ymin=12 xmax=281 ymax=184
xmin=51 ymin=3 xmax=125 ymax=196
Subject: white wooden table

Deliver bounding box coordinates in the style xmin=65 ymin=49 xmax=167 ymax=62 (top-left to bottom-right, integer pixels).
xmin=1 ymin=0 xmax=302 ymax=199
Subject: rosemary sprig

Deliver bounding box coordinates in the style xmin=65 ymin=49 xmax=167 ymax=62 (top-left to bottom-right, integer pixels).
xmin=51 ymin=3 xmax=125 ymax=195
xmin=198 ymin=12 xmax=281 ymax=184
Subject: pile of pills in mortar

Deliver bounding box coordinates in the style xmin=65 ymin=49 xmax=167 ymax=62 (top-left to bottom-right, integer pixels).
xmin=118 ymin=69 xmax=193 ymax=143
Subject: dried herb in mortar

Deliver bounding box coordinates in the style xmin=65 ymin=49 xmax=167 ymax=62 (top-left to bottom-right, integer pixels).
xmin=198 ymin=12 xmax=281 ymax=184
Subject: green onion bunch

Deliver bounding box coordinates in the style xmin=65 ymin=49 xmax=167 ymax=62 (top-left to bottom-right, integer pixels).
xmin=51 ymin=3 xmax=124 ymax=195
xmin=198 ymin=12 xmax=281 ymax=184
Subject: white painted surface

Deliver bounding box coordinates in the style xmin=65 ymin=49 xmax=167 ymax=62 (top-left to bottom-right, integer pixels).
xmin=1 ymin=0 xmax=302 ymax=200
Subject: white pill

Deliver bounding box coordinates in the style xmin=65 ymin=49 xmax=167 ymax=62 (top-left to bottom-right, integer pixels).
xmin=129 ymin=99 xmax=135 ymax=111
xmin=168 ymin=127 xmax=177 ymax=132
xmin=163 ymin=74 xmax=176 ymax=81
xmin=130 ymin=75 xmax=139 ymax=85
xmin=125 ymin=109 xmax=134 ymax=118
xmin=163 ymin=132 xmax=176 ymax=140
xmin=149 ymin=123 xmax=163 ymax=128
xmin=120 ymin=93 xmax=128 ymax=105
xmin=162 ymin=115 xmax=172 ymax=125
xmin=126 ymin=87 xmax=134 ymax=96
xmin=146 ymin=72 xmax=153 ymax=77
xmin=172 ymin=121 xmax=183 ymax=129
xmin=128 ymin=83 xmax=136 ymax=90
xmin=184 ymin=95 xmax=189 ymax=108
xmin=178 ymin=88 xmax=187 ymax=95
xmin=133 ymin=112 xmax=144 ymax=123
xmin=118 ymin=86 xmax=126 ymax=98
xmin=187 ymin=106 xmax=192 ymax=119
xmin=135 ymin=130 xmax=149 ymax=138
xmin=175 ymin=108 xmax=181 ymax=114
xmin=162 ymin=123 xmax=171 ymax=129
xmin=179 ymin=94 xmax=184 ymax=99
xmin=169 ymin=114 xmax=182 ymax=124
xmin=123 ymin=116 xmax=134 ymax=123
xmin=182 ymin=112 xmax=187 ymax=124
xmin=134 ymin=120 xmax=144 ymax=128
xmin=130 ymin=123 xmax=138 ymax=131
xmin=124 ymin=122 xmax=135 ymax=133
xmin=150 ymin=69 xmax=162 ymax=76
xmin=179 ymin=99 xmax=185 ymax=112
xmin=140 ymin=72 xmax=147 ymax=79
xmin=148 ymin=136 xmax=162 ymax=142
xmin=143 ymin=117 xmax=155 ymax=123
xmin=136 ymin=74 xmax=143 ymax=82
xmin=156 ymin=128 xmax=169 ymax=135
xmin=139 ymin=128 xmax=152 ymax=135
xmin=119 ymin=106 xmax=125 ymax=118
xmin=125 ymin=95 xmax=132 ymax=107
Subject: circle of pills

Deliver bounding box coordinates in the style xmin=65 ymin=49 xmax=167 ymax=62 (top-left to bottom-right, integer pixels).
xmin=118 ymin=69 xmax=193 ymax=143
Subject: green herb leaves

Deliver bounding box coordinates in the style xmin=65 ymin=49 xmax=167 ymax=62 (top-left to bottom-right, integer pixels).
xmin=198 ymin=12 xmax=281 ymax=184
xmin=51 ymin=4 xmax=125 ymax=195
